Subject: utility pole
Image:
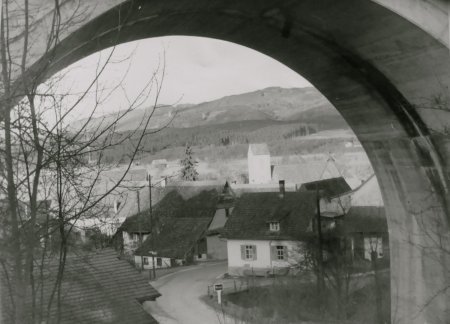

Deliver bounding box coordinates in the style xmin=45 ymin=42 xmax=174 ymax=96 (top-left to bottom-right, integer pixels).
xmin=148 ymin=174 xmax=156 ymax=280
xmin=137 ymin=190 xmax=144 ymax=271
xmin=316 ymin=183 xmax=325 ymax=296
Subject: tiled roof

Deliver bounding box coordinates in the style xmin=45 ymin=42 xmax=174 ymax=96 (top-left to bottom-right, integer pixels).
xmin=248 ymin=143 xmax=270 ymax=155
xmin=299 ymin=177 xmax=352 ymax=198
xmin=119 ymin=189 xmax=219 ymax=233
xmin=119 ymin=190 xmax=185 ymax=233
xmin=343 ymin=206 xmax=387 ymax=233
xmin=135 ymin=217 xmax=212 ymax=258
xmin=271 ymin=161 xmax=342 ymax=185
xmin=222 ymin=192 xmax=317 ymax=240
xmin=5 ymin=249 xmax=160 ymax=324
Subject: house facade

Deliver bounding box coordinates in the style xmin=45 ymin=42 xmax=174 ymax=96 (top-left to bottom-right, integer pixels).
xmin=133 ymin=189 xmax=220 ymax=269
xmin=227 ymin=239 xmax=304 ymax=276
xmin=222 ymin=188 xmax=317 ymax=276
xmin=343 ymin=206 xmax=389 ymax=262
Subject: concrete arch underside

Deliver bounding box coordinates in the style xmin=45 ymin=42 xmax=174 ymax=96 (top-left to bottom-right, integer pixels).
xmin=5 ymin=0 xmax=450 ymax=323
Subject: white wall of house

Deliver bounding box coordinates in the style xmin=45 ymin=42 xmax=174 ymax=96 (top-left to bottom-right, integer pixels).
xmin=227 ymin=239 xmax=303 ymax=276
xmin=248 ymin=150 xmax=271 ymax=184
xmin=134 ymin=255 xmax=182 ymax=269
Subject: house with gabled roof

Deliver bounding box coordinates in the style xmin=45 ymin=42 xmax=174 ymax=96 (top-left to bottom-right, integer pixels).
xmin=122 ymin=189 xmax=220 ymax=269
xmin=115 ymin=190 xmax=186 ymax=255
xmin=299 ymin=177 xmax=352 ymax=232
xmin=134 ymin=216 xmax=213 ymax=269
xmin=342 ymin=206 xmax=388 ymax=262
xmin=222 ymin=186 xmax=317 ymax=276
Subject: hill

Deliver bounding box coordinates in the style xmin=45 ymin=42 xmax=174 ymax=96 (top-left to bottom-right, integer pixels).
xmin=70 ymin=87 xmax=345 ymax=132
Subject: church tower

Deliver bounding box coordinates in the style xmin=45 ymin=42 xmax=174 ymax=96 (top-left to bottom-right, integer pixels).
xmin=248 ymin=143 xmax=271 ymax=184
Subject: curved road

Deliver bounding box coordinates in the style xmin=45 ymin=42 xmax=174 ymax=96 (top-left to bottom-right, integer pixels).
xmin=143 ymin=261 xmax=231 ymax=324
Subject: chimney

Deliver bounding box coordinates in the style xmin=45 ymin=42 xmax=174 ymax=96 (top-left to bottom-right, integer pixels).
xmin=279 ymin=180 xmax=285 ymax=199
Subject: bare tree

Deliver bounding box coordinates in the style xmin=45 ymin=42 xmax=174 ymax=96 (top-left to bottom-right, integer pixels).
xmin=0 ymin=1 xmax=173 ymax=323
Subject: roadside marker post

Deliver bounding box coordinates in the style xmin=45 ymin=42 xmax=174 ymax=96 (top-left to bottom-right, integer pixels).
xmin=214 ymin=283 xmax=223 ymax=304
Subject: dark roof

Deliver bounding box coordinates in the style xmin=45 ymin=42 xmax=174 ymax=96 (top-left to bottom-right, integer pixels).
xmin=119 ymin=189 xmax=219 ymax=233
xmin=343 ymin=206 xmax=387 ymax=233
xmin=7 ymin=249 xmax=160 ymax=324
xmin=222 ymin=192 xmax=317 ymax=240
xmin=135 ymin=217 xmax=212 ymax=258
xmin=299 ymin=177 xmax=351 ymax=198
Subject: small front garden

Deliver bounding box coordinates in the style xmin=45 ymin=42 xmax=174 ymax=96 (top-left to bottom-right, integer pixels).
xmin=204 ymin=273 xmax=390 ymax=324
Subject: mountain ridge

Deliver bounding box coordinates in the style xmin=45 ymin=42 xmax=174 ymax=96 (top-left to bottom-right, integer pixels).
xmin=70 ymin=86 xmax=343 ymax=132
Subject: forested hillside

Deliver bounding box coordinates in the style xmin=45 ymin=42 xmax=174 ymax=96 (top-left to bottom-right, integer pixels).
xmin=76 ymin=87 xmax=350 ymax=163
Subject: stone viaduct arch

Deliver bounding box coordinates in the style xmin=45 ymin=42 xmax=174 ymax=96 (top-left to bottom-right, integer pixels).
xmin=2 ymin=1 xmax=450 ymax=323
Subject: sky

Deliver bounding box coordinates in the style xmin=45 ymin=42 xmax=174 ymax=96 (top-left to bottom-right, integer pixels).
xmin=51 ymin=36 xmax=311 ymax=120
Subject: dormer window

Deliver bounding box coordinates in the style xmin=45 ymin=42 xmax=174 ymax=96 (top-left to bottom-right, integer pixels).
xmin=269 ymin=222 xmax=280 ymax=232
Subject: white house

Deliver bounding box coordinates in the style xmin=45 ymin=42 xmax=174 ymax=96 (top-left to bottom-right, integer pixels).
xmin=222 ymin=187 xmax=317 ymax=276
xmin=248 ymin=144 xmax=271 ymax=184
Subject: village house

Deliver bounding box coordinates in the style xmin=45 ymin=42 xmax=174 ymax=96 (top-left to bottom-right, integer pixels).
xmin=130 ymin=189 xmax=220 ymax=269
xmin=134 ymin=216 xmax=213 ymax=269
xmin=222 ymin=184 xmax=318 ymax=276
xmin=343 ymin=206 xmax=388 ymax=262
xmin=300 ymin=175 xmax=388 ymax=262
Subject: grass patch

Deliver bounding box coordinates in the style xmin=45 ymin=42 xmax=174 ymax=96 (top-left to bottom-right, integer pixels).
xmin=212 ymin=275 xmax=390 ymax=324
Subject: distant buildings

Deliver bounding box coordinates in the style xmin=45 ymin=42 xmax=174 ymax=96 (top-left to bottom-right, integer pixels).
xmin=247 ymin=143 xmax=343 ymax=188
xmin=111 ymin=143 xmax=387 ymax=278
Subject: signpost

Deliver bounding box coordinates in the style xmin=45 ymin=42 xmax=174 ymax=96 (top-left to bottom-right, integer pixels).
xmin=214 ymin=283 xmax=223 ymax=304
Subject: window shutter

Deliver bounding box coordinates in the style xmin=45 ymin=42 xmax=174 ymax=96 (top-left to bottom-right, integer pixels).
xmin=270 ymin=246 xmax=277 ymax=261
xmin=283 ymin=246 xmax=288 ymax=261
xmin=252 ymin=245 xmax=257 ymax=260
xmin=240 ymin=245 xmax=245 ymax=260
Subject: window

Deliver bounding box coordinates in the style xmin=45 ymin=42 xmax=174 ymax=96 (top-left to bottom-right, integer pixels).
xmin=364 ymin=237 xmax=383 ymax=260
xmin=129 ymin=233 xmax=139 ymax=242
xmin=157 ymin=257 xmax=162 ymax=267
xmin=143 ymin=257 xmax=149 ymax=265
xmin=245 ymin=245 xmax=254 ymax=260
xmin=241 ymin=245 xmax=257 ymax=260
xmin=276 ymin=245 xmax=285 ymax=260
xmin=269 ymin=222 xmax=280 ymax=232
